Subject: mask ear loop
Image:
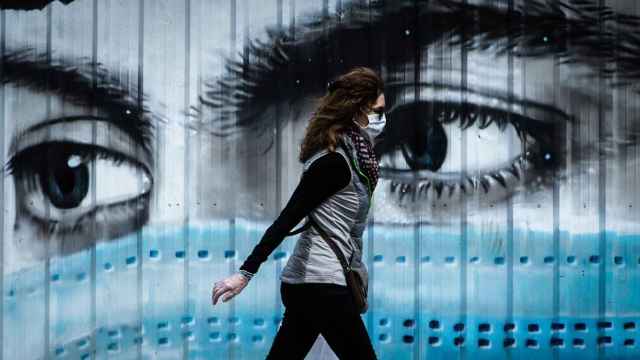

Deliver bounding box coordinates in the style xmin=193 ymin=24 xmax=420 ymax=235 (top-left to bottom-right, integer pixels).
xmin=356 ymin=105 xmax=372 ymax=127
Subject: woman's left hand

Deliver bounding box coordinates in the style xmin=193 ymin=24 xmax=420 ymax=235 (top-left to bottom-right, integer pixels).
xmin=211 ymin=272 xmax=249 ymax=306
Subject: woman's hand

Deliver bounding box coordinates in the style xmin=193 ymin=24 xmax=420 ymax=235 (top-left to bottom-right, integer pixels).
xmin=211 ymin=272 xmax=250 ymax=306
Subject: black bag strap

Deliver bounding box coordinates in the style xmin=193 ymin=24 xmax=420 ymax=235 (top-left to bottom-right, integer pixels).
xmin=285 ymin=215 xmax=353 ymax=271
xmin=307 ymin=215 xmax=353 ymax=273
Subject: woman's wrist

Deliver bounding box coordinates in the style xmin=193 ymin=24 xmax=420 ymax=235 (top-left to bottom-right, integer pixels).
xmin=239 ymin=269 xmax=254 ymax=281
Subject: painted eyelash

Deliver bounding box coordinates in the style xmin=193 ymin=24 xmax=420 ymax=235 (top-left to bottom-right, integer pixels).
xmin=5 ymin=141 xmax=136 ymax=181
xmin=197 ymin=34 xmax=293 ymax=134
xmin=388 ymin=155 xmax=531 ymax=203
xmin=190 ymin=0 xmax=640 ymax=138
xmin=2 ymin=50 xmax=156 ymax=152
xmin=424 ymin=101 xmax=533 ymax=140
xmin=25 ymin=192 xmax=150 ymax=238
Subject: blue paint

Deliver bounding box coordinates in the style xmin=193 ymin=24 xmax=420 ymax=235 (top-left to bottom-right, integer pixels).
xmin=2 ymin=222 xmax=639 ymax=359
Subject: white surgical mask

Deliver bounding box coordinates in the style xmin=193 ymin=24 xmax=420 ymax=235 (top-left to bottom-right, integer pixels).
xmin=355 ymin=112 xmax=386 ymax=141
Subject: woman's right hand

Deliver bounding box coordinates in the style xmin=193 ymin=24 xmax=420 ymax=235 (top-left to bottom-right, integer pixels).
xmin=211 ymin=272 xmax=250 ymax=306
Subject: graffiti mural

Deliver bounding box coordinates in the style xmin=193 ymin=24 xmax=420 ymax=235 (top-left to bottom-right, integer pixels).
xmin=1 ymin=0 xmax=640 ymax=359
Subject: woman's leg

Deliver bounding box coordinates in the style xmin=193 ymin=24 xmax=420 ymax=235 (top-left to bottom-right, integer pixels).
xmin=265 ymin=282 xmax=322 ymax=359
xmin=319 ymin=294 xmax=378 ymax=359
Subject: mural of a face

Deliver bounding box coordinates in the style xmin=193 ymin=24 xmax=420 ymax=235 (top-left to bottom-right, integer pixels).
xmin=2 ymin=0 xmax=640 ymax=359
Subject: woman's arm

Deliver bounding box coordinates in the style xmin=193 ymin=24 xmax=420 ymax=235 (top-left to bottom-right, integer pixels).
xmin=238 ymin=151 xmax=351 ymax=276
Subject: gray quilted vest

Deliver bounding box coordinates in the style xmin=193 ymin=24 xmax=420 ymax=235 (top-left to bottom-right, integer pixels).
xmin=280 ymin=133 xmax=371 ymax=292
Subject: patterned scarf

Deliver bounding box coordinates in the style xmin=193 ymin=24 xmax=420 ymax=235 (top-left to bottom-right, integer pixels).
xmin=343 ymin=124 xmax=379 ymax=192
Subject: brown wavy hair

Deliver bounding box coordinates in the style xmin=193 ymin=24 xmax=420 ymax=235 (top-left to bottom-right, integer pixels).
xmin=299 ymin=66 xmax=384 ymax=162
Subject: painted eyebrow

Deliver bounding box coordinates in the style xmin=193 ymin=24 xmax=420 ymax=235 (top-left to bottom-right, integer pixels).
xmin=196 ymin=0 xmax=640 ymax=137
xmin=0 ymin=0 xmax=73 ymax=10
xmin=1 ymin=49 xmax=155 ymax=158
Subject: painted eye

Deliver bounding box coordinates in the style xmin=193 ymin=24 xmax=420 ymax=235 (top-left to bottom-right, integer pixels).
xmin=381 ymin=108 xmax=523 ymax=175
xmin=8 ymin=141 xmax=151 ymax=233
xmin=375 ymin=100 xmax=564 ymax=204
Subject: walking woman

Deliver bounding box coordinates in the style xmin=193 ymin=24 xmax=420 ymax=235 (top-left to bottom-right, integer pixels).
xmin=211 ymin=66 xmax=385 ymax=359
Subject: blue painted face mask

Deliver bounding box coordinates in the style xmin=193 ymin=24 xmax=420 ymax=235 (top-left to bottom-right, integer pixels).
xmin=5 ymin=221 xmax=639 ymax=359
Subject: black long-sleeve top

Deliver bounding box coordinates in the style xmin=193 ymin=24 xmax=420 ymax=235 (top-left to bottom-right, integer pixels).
xmin=239 ymin=151 xmax=351 ymax=275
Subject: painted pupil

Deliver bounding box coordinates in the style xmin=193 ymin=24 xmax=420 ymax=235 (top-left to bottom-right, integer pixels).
xmin=401 ymin=121 xmax=447 ymax=172
xmin=39 ymin=145 xmax=89 ymax=209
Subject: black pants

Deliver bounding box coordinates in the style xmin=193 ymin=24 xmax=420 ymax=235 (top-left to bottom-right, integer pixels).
xmin=265 ymin=281 xmax=377 ymax=360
